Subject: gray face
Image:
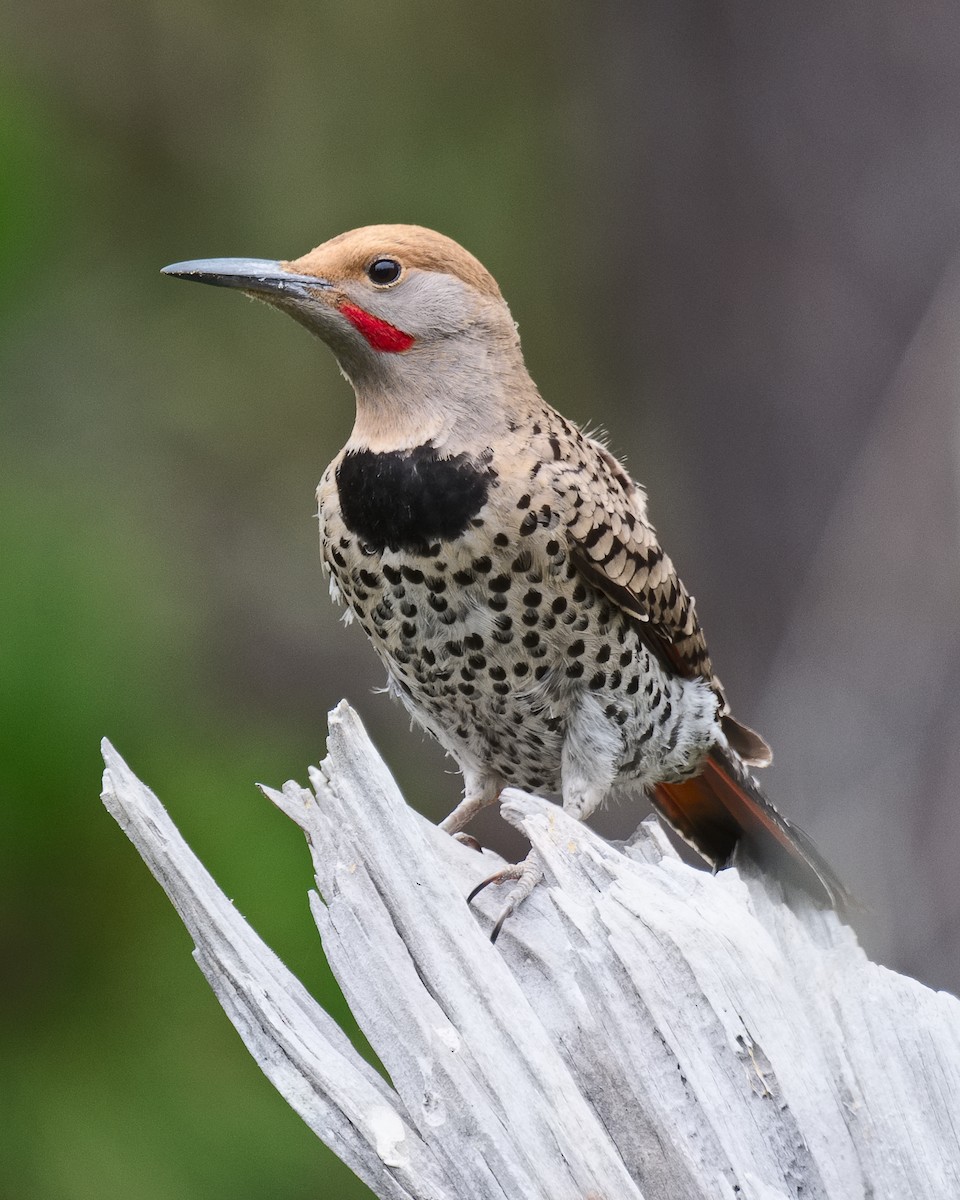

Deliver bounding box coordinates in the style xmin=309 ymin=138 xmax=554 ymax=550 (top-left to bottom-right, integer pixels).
xmin=162 ymin=241 xmax=525 ymax=448
xmin=339 ymin=268 xmax=489 ymax=340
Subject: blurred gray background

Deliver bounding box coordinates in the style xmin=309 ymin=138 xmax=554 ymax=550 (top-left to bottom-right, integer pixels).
xmin=3 ymin=3 xmax=959 ymax=1198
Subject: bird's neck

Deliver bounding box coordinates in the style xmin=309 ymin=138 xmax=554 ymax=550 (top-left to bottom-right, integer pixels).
xmin=345 ymin=331 xmax=536 ymax=455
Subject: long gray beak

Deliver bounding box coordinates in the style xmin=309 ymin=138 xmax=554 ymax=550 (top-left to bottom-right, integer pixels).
xmin=160 ymin=258 xmax=332 ymax=296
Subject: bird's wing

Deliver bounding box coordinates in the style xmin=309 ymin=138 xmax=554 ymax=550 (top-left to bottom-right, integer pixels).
xmin=560 ymin=436 xmax=712 ymax=675
xmin=555 ymin=432 xmax=771 ymax=767
xmin=553 ymin=437 xmax=841 ymax=901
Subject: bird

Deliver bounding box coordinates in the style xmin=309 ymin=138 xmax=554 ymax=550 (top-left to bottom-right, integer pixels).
xmin=162 ymin=224 xmax=848 ymax=940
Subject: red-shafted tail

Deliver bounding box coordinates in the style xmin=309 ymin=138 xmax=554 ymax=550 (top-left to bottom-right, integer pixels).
xmin=652 ymin=747 xmax=851 ymax=911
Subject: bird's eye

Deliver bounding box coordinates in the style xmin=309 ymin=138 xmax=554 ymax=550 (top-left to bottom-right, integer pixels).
xmin=367 ymin=257 xmax=402 ymax=286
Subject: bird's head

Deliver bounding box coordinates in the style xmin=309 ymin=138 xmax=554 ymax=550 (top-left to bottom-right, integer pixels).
xmin=163 ymin=225 xmax=528 ymax=447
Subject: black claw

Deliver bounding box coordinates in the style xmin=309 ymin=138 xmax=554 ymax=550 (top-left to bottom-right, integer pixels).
xmin=466 ymin=875 xmax=497 ymax=905
xmin=490 ymin=911 xmax=510 ymax=944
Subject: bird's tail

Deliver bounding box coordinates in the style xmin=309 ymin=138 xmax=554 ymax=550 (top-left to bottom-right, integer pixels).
xmin=651 ymin=746 xmax=851 ymax=911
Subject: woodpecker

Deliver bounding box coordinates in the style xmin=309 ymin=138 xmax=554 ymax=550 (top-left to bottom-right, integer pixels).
xmin=163 ymin=225 xmax=847 ymax=939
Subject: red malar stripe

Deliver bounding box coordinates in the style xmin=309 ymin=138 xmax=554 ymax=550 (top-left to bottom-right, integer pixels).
xmin=339 ymin=302 xmax=415 ymax=352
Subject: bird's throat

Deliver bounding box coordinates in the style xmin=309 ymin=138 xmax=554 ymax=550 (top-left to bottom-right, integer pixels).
xmin=338 ymin=302 xmax=415 ymax=353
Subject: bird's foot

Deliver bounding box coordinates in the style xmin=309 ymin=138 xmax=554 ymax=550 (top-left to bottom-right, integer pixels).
xmin=467 ymin=850 xmax=544 ymax=944
xmin=452 ymin=831 xmax=483 ymax=853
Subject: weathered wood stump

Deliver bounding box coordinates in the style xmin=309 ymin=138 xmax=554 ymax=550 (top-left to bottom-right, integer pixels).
xmin=100 ymin=701 xmax=960 ymax=1199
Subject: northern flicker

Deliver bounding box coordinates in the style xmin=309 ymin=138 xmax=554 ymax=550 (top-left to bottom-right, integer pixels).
xmin=163 ymin=224 xmax=847 ymax=939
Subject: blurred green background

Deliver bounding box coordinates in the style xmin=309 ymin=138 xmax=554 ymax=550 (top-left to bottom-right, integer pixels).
xmin=4 ymin=4 xmax=960 ymax=1198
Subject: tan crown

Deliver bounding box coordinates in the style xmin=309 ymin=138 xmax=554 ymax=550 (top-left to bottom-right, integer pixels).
xmin=283 ymin=224 xmax=503 ymax=300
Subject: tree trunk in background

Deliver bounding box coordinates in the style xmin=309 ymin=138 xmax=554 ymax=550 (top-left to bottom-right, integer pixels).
xmin=585 ymin=2 xmax=960 ymax=992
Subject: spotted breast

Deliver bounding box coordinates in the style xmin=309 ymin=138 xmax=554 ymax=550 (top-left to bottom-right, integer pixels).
xmin=319 ymin=415 xmax=720 ymax=813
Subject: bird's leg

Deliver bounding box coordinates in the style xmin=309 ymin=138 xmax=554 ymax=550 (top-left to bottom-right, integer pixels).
xmin=439 ymin=770 xmax=501 ymax=837
xmin=465 ymin=778 xmax=602 ymax=941
xmin=468 ymin=778 xmax=603 ymax=941
xmin=469 ymin=697 xmax=622 ymax=941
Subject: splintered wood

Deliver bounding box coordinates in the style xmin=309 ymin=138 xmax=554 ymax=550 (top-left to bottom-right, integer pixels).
xmin=101 ymin=701 xmax=960 ymax=1200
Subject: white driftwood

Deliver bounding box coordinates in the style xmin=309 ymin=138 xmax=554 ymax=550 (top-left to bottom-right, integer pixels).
xmin=100 ymin=702 xmax=960 ymax=1200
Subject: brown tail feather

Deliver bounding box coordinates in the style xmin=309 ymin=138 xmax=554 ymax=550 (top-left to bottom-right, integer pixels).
xmin=652 ymin=747 xmax=850 ymax=910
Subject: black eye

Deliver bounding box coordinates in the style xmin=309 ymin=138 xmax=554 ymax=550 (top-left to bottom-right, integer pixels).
xmin=367 ymin=257 xmax=402 ymax=286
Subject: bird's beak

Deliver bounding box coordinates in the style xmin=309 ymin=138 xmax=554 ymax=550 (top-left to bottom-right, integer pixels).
xmin=160 ymin=258 xmax=332 ymax=298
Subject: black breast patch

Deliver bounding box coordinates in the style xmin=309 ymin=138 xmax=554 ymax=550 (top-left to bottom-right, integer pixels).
xmin=336 ymin=444 xmax=494 ymax=553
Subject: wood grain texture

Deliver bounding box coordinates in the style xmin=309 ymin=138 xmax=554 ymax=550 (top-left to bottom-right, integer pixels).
xmin=101 ymin=703 xmax=960 ymax=1199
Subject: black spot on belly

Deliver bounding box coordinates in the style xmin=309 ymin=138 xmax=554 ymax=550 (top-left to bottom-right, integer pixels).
xmin=336 ymin=444 xmax=493 ymax=553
